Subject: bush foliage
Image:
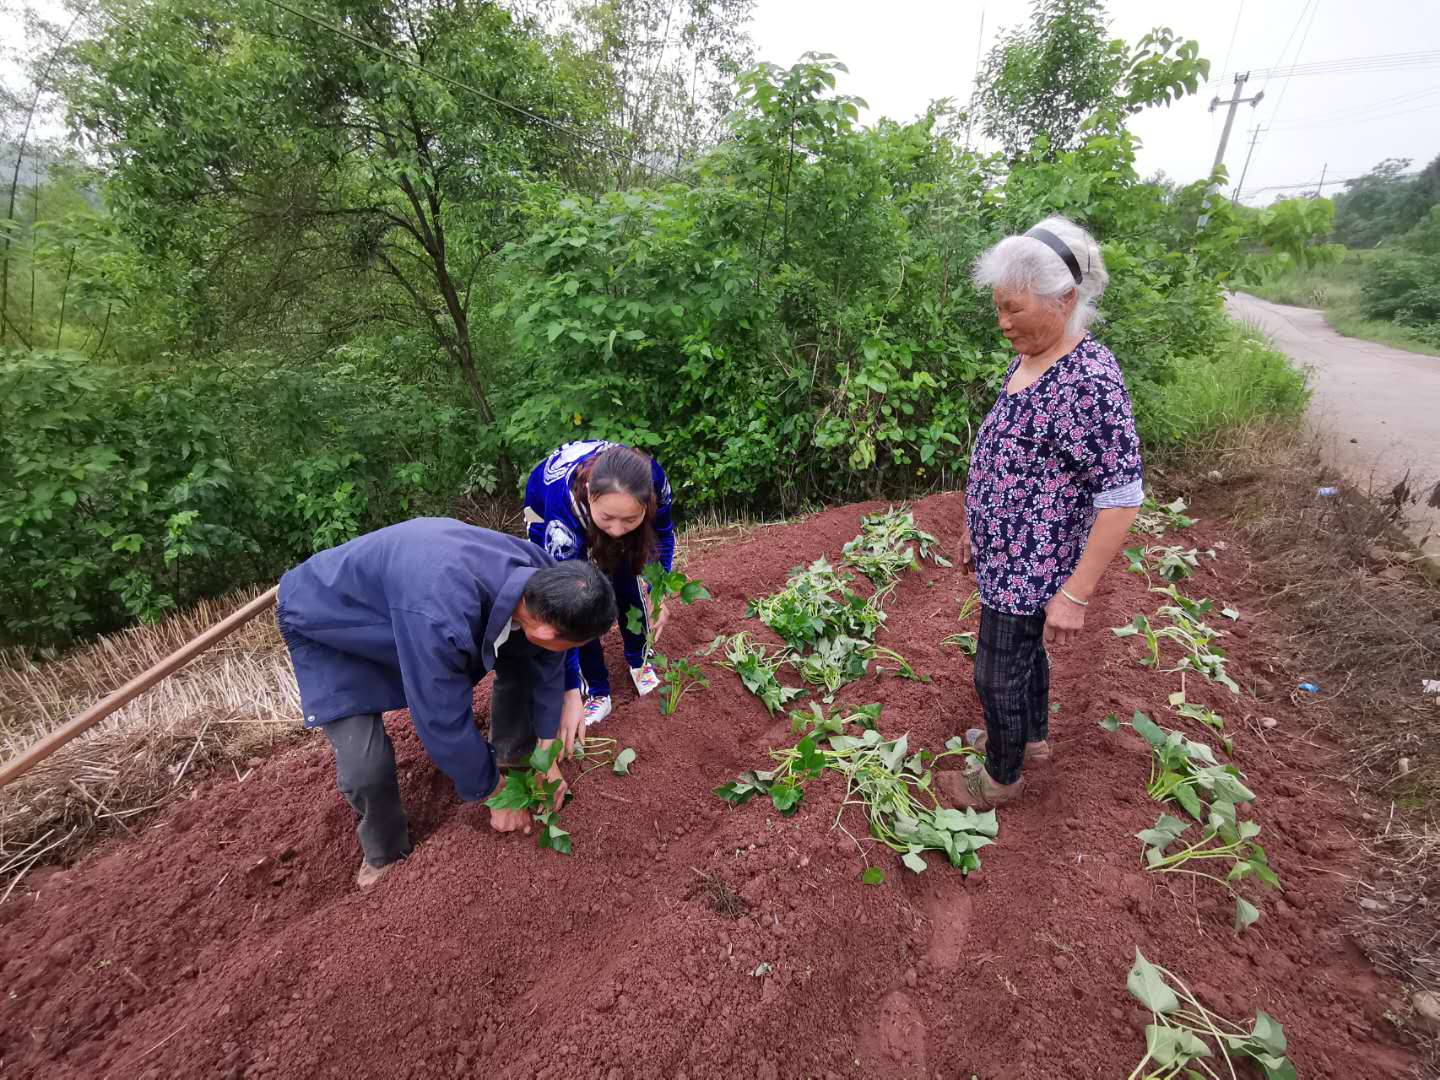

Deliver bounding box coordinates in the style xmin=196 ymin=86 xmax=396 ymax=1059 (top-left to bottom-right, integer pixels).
xmin=1 ymin=0 xmax=1305 ymax=647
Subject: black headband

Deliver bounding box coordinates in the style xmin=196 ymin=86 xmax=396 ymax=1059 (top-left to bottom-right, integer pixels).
xmin=1025 ymin=226 xmax=1083 ymax=286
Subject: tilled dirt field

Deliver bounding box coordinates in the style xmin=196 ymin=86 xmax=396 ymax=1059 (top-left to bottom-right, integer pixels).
xmin=0 ymin=492 xmax=1420 ymax=1078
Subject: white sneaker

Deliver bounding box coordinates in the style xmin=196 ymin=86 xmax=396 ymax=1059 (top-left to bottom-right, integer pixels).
xmin=583 ymin=694 xmax=613 ymax=726
xmin=630 ymin=663 xmax=660 ymax=696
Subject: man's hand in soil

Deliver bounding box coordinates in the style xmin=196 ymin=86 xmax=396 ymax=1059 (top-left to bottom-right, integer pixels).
xmin=534 ymin=737 xmax=570 ymax=810
xmin=557 ymin=689 xmax=584 ymax=759
xmin=489 ymin=807 xmax=532 ymax=834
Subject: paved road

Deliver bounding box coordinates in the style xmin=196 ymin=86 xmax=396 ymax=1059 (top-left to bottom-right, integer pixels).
xmin=1226 ymin=292 xmax=1440 ymax=564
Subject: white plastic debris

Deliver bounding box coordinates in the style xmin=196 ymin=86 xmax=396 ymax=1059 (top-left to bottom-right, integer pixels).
xmin=1423 ymin=679 xmax=1440 ymax=695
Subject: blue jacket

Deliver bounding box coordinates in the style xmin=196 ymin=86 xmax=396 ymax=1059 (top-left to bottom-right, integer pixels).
xmin=523 ymin=441 xmax=676 ymax=687
xmin=523 ymin=440 xmax=676 ymax=570
xmin=276 ymin=519 xmax=563 ymax=802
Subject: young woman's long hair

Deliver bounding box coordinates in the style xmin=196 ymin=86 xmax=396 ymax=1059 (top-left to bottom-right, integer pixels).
xmin=571 ymin=445 xmax=658 ymax=576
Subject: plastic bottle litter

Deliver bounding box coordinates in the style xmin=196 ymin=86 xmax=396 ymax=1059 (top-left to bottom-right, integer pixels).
xmin=1316 ymin=487 xmax=1339 ymax=497
xmin=1298 ymin=682 xmax=1321 ymax=693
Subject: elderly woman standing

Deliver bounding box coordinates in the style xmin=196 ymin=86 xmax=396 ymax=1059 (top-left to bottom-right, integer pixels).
xmin=942 ymin=216 xmax=1144 ymax=811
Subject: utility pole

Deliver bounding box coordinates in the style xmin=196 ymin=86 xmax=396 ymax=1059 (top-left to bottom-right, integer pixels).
xmin=1315 ymin=163 xmax=1328 ymax=198
xmin=1234 ymin=126 xmax=1266 ymax=205
xmin=1197 ymin=73 xmax=1265 ymax=228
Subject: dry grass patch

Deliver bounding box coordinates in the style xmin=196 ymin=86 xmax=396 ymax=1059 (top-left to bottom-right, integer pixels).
xmin=1162 ymin=424 xmax=1440 ymax=1057
xmin=1 ymin=586 xmax=304 ymax=900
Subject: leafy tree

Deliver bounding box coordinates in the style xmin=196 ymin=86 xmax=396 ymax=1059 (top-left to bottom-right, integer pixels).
xmin=495 ymin=47 xmax=1251 ymax=508
xmin=1 ymin=344 xmax=487 ymax=646
xmin=2 ymin=2 xmax=1306 ymax=649
xmin=63 ymin=0 xmax=606 ymax=425
xmin=1359 ymin=205 xmax=1440 ymax=342
xmin=553 ymin=0 xmax=756 ymax=185
xmin=1256 ymin=197 xmax=1342 ymax=273
xmin=1333 ymin=154 xmax=1439 ymax=249
xmin=974 ymin=0 xmax=1208 ymax=158
xmin=1 ymin=2 xmax=86 ymax=349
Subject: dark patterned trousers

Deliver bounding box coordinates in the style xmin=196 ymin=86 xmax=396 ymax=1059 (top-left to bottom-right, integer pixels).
xmin=974 ymin=606 xmax=1051 ymax=785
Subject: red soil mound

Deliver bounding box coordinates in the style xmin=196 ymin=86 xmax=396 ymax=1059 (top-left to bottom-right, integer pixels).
xmin=0 ymin=492 xmax=1417 ymax=1078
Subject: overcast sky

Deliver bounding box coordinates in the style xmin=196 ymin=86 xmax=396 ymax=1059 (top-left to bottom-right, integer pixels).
xmin=750 ymin=0 xmax=1440 ymax=203
xmin=4 ymin=0 xmax=1437 ymax=203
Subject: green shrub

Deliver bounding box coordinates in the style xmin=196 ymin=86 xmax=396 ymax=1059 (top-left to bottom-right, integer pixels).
xmin=493 ymin=57 xmax=1256 ymax=513
xmin=1359 ymin=207 xmax=1440 ymax=342
xmin=0 ymin=349 xmax=488 ymax=647
xmin=1140 ymin=327 xmax=1309 ymax=451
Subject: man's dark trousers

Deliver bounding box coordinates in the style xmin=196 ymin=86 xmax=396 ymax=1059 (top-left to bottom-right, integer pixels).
xmin=324 ymin=646 xmax=541 ymax=868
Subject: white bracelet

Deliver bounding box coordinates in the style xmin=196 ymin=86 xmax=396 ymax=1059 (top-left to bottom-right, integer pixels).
xmin=1059 ymin=588 xmax=1090 ymax=608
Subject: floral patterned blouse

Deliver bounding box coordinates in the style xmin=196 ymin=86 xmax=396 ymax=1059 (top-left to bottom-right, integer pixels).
xmin=965 ymin=334 xmax=1144 ymax=616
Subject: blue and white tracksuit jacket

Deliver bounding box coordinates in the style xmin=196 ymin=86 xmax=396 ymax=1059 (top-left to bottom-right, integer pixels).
xmin=523 ymin=440 xmax=676 ymax=697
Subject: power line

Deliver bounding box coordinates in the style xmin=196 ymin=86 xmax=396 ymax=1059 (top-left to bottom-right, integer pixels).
xmin=1209 ymin=49 xmax=1440 ymax=86
xmin=1264 ymin=0 xmax=1321 ymax=128
xmin=256 ymin=0 xmax=691 ymax=186
xmin=1270 ymin=97 xmax=1440 ymax=131
xmin=1255 ymin=0 xmax=1316 ymax=98
xmin=1219 ymin=0 xmax=1245 ymax=84
xmin=1270 ymin=85 xmax=1440 ymax=127
xmin=1240 ymin=170 xmax=1422 ymax=196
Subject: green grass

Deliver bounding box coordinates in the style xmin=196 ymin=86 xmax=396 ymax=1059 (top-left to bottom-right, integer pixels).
xmin=1245 ymin=253 xmax=1440 ymax=358
xmin=1139 ymin=324 xmax=1310 ymax=455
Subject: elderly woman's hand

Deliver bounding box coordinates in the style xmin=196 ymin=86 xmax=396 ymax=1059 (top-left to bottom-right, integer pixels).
xmin=1043 ymin=588 xmax=1088 ymax=646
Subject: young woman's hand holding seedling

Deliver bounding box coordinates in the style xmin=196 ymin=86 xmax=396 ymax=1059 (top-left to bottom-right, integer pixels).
xmin=557 ymin=688 xmax=585 ymax=759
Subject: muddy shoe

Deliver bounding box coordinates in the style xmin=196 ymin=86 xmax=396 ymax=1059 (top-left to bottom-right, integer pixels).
xmin=938 ymin=768 xmax=1026 ymax=811
xmin=355 ymin=861 xmax=394 ymax=890
xmin=965 ymin=728 xmax=1053 ymax=762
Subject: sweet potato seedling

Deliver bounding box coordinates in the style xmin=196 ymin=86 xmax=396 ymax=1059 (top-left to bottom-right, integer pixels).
xmin=1125 ymin=949 xmax=1296 ymax=1079
xmin=1134 ymin=801 xmax=1280 ymax=933
xmin=789 ymin=701 xmax=880 ymax=738
xmin=708 ymin=632 xmax=806 ymax=714
xmin=943 ymin=590 xmax=980 ymax=657
xmin=654 ymin=656 xmax=707 ymax=715
xmin=840 ymin=505 xmax=949 ymax=594
xmin=957 ymin=589 xmax=980 ymax=622
xmin=1113 ymin=591 xmax=1238 ymax=695
xmin=942 ymin=631 xmax=978 ymax=657
xmin=715 ymin=711 xmax=994 ymax=877
xmin=485 ymin=740 xmax=572 ymax=855
xmin=1130 ymin=495 xmax=1197 ymax=537
xmin=626 ymin=563 xmax=712 ymax=716
xmin=747 ymin=557 xmax=885 ymax=651
xmin=1123 ymin=545 xmax=1215 ymax=588
xmin=1168 ymin=689 xmax=1231 ymax=754
xmin=1100 ymin=711 xmax=1253 ymax=820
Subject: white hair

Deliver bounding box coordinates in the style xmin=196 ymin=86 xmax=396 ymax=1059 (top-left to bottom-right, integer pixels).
xmin=971 ymin=215 xmax=1109 ymax=337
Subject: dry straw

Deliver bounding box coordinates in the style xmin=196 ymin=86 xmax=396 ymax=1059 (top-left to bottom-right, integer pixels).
xmin=1 ymin=586 xmax=304 ymax=899
xmin=1170 ymin=424 xmax=1440 ymax=1055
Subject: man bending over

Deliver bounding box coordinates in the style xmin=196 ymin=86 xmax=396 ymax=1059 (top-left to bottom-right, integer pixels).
xmin=277 ymin=518 xmax=616 ymax=887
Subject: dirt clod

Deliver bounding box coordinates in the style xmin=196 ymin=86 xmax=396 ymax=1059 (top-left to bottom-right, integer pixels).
xmin=688 ymin=874 xmax=749 ymax=919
